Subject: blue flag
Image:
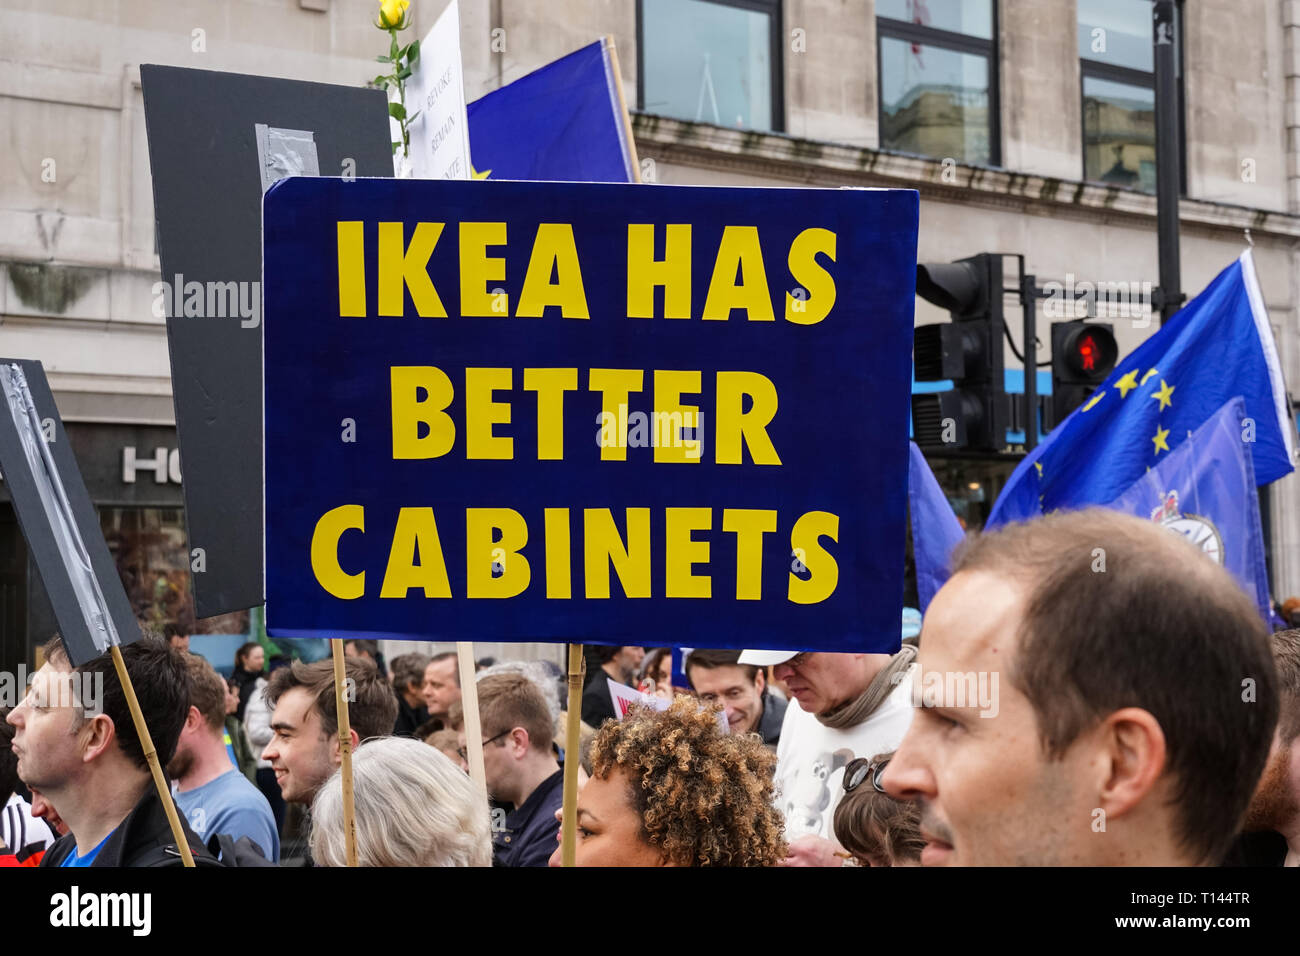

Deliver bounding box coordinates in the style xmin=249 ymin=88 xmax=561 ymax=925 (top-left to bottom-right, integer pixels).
xmin=908 ymin=441 xmax=964 ymax=611
xmin=988 ymin=251 xmax=1296 ymax=527
xmin=1107 ymin=397 xmax=1271 ymax=621
xmin=467 ymin=38 xmax=636 ymax=183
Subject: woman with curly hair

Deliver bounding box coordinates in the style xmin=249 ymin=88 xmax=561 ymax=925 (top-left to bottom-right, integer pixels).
xmin=547 ymin=695 xmax=787 ymax=866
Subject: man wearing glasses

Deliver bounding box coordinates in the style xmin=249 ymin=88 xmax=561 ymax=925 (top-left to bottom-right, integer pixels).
xmin=739 ymin=634 xmax=917 ymax=867
xmin=462 ymin=673 xmax=564 ymax=867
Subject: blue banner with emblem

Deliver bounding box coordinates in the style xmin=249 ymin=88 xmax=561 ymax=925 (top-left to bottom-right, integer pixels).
xmin=1107 ymin=397 xmax=1271 ymax=621
xmin=261 ymin=177 xmax=918 ymax=651
xmin=989 ymin=251 xmax=1297 ymax=527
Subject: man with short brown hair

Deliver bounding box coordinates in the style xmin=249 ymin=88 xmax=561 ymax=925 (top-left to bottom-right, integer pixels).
xmin=169 ymin=655 xmax=278 ymax=860
xmin=467 ymin=672 xmax=563 ymax=867
xmin=261 ymin=657 xmax=397 ymax=806
xmin=886 ymin=508 xmax=1279 ymax=866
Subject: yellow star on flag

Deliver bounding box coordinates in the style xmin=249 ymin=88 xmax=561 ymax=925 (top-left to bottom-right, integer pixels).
xmin=1140 ymin=368 xmax=1159 ymax=386
xmin=471 ymin=165 xmax=492 ymax=180
xmin=1152 ymin=425 xmax=1170 ymax=454
xmin=1081 ymin=390 xmax=1106 ymax=412
xmin=1115 ymin=369 xmax=1140 ymax=398
xmin=1034 ymin=462 xmax=1043 ymax=477
xmin=1151 ymin=379 xmax=1175 ymax=411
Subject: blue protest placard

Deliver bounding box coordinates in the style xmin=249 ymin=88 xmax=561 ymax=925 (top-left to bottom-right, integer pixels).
xmin=262 ymin=178 xmax=918 ymax=652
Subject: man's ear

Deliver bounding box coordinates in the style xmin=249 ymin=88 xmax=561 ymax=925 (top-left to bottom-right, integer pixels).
xmin=754 ymin=668 xmax=766 ymax=694
xmin=328 ymin=728 xmax=361 ymax=766
xmin=510 ymin=726 xmax=530 ymax=758
xmin=80 ymin=713 xmax=117 ymax=764
xmin=1094 ymin=707 xmax=1167 ymax=821
xmin=184 ymin=705 xmax=203 ymax=735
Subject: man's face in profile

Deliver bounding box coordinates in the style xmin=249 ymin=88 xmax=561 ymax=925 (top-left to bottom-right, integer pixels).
xmin=6 ymin=664 xmax=85 ymax=794
xmin=884 ymin=570 xmax=1092 ymax=866
xmin=422 ymin=658 xmax=460 ymax=718
xmin=262 ymin=687 xmax=336 ymax=805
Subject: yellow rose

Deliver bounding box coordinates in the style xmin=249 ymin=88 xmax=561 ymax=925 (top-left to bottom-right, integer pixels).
xmin=376 ymin=0 xmax=409 ymax=29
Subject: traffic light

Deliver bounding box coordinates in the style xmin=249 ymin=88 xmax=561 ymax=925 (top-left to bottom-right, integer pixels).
xmin=1049 ymin=321 xmax=1118 ymax=427
xmin=911 ymin=253 xmax=1010 ymax=452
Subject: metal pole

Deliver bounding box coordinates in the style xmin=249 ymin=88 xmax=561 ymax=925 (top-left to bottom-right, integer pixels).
xmin=1020 ymin=258 xmax=1037 ymax=451
xmin=1153 ymin=0 xmax=1182 ymax=324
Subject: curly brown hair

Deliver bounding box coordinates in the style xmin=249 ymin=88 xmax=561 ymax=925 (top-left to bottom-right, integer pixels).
xmin=588 ymin=695 xmax=787 ymax=866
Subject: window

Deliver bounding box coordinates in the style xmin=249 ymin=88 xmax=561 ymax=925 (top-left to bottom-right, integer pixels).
xmin=638 ymin=0 xmax=783 ymax=132
xmin=1078 ymin=0 xmax=1184 ymax=193
xmin=100 ymin=507 xmax=249 ymax=636
xmin=877 ymin=0 xmax=999 ymax=166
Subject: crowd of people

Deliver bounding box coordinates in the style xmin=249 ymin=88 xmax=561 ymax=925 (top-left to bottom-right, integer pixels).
xmin=2 ymin=509 xmax=1298 ymax=867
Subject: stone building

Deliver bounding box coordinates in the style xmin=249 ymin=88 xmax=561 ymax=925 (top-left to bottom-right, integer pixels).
xmin=2 ymin=0 xmax=1299 ymax=660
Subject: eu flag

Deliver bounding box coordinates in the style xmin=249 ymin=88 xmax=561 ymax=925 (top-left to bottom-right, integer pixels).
xmin=989 ymin=251 xmax=1296 ymax=526
xmin=909 ymin=441 xmax=965 ymax=611
xmin=467 ymin=38 xmax=636 ymax=183
xmin=1107 ymin=397 xmax=1272 ymax=621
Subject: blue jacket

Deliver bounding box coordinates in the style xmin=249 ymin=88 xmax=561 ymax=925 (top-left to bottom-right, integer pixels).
xmin=493 ymin=768 xmax=564 ymax=868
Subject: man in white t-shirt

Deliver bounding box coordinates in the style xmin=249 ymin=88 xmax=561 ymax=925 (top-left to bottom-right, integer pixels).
xmin=738 ymin=648 xmax=915 ymax=866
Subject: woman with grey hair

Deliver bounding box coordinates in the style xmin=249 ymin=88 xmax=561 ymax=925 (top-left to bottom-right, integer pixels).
xmin=310 ymin=736 xmax=491 ymax=867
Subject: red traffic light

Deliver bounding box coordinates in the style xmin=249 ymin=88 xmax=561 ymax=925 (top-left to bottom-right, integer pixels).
xmin=1057 ymin=323 xmax=1118 ymax=381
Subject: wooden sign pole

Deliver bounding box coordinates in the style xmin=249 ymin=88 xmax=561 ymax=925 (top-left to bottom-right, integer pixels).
xmin=456 ymin=642 xmax=487 ymax=802
xmin=330 ymin=638 xmax=357 ymax=867
xmin=560 ymin=642 xmax=585 ymax=866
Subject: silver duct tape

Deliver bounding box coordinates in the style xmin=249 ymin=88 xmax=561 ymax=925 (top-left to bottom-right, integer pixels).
xmin=255 ymin=124 xmax=321 ymax=194
xmin=0 ymin=364 xmax=117 ymax=653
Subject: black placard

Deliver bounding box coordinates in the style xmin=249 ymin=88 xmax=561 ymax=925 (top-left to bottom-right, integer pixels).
xmin=140 ymin=64 xmax=392 ymax=618
xmin=0 ymin=359 xmax=138 ymax=666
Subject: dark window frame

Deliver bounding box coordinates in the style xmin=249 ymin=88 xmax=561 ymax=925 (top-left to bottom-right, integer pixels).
xmin=636 ymin=0 xmax=785 ymax=133
xmin=876 ymin=2 xmax=1003 ymax=167
xmin=1078 ymin=0 xmax=1186 ymax=194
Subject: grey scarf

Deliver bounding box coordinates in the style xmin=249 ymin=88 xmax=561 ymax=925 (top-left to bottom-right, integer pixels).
xmin=815 ymin=644 xmax=917 ymax=730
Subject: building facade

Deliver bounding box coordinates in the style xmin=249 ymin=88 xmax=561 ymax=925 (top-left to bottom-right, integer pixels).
xmin=3 ymin=0 xmax=1299 ymax=659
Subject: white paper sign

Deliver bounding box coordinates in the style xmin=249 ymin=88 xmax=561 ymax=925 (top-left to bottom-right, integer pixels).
xmin=606 ymin=677 xmax=728 ymax=734
xmin=607 ymin=677 xmax=671 ymax=719
xmin=405 ymin=0 xmax=471 ymax=180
